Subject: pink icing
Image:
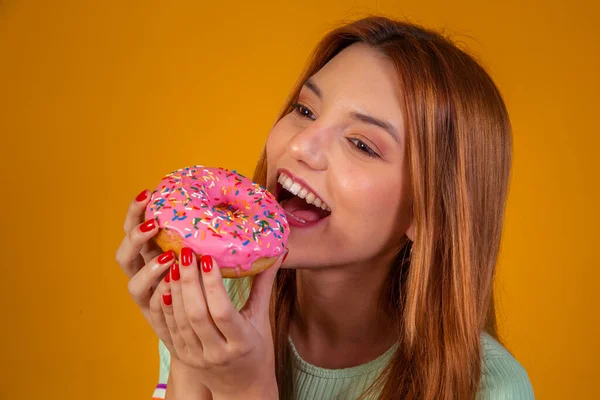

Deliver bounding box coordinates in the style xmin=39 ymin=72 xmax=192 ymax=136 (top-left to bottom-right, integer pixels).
xmin=145 ymin=165 xmax=289 ymax=272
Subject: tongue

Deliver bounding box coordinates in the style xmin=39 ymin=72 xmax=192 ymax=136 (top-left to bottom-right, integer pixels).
xmin=281 ymin=196 xmax=330 ymax=222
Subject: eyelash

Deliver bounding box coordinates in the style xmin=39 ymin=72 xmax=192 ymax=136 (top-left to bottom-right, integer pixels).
xmin=290 ymin=103 xmax=380 ymax=159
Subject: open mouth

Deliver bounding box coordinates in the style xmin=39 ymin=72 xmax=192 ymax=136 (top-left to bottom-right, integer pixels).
xmin=276 ymin=173 xmax=332 ymax=226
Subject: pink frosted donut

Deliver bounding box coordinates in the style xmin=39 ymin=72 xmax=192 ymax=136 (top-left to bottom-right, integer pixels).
xmin=145 ymin=165 xmax=290 ymax=278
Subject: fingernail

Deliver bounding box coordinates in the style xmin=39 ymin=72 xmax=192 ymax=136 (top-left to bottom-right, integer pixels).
xmin=282 ymin=250 xmax=289 ymax=263
xmin=181 ymin=247 xmax=193 ymax=267
xmin=164 ymin=272 xmax=171 ymax=283
xmin=201 ymin=255 xmax=213 ymax=273
xmin=136 ymin=190 xmax=148 ymax=202
xmin=158 ymin=250 xmax=175 ymax=265
xmin=139 ymin=219 xmax=156 ymax=233
xmin=162 ymin=293 xmax=172 ymax=306
xmin=171 ymin=262 xmax=180 ymax=281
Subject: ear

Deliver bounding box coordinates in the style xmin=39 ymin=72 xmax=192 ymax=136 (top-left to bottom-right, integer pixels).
xmin=406 ymin=219 xmax=416 ymax=241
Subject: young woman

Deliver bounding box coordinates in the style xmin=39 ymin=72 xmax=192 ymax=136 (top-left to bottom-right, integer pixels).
xmin=117 ymin=15 xmax=534 ymax=400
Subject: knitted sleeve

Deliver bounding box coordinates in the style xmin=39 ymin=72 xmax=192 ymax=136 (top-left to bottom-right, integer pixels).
xmin=478 ymin=334 xmax=535 ymax=399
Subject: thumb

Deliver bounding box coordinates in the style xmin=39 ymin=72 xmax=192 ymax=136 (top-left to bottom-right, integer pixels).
xmin=243 ymin=249 xmax=288 ymax=318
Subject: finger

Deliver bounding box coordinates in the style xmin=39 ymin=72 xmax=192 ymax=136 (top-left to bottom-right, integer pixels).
xmin=160 ymin=262 xmax=192 ymax=356
xmin=127 ymin=250 xmax=175 ymax=307
xmin=139 ymin=241 xmax=164 ymax=265
xmin=124 ymin=190 xmax=150 ymax=233
xmin=150 ymin=271 xmax=176 ymax=352
xmin=123 ymin=189 xmax=163 ymax=263
xmin=169 ymin=259 xmax=206 ymax=353
xmin=198 ymin=254 xmax=246 ymax=343
xmin=115 ymin=218 xmax=161 ymax=278
xmin=243 ymin=250 xmax=288 ymax=320
xmin=179 ymin=248 xmax=227 ymax=348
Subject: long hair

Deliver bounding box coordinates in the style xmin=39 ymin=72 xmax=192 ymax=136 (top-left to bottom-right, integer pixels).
xmin=248 ymin=15 xmax=512 ymax=400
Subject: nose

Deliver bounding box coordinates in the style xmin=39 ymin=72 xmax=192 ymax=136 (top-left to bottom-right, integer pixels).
xmin=288 ymin=123 xmax=328 ymax=171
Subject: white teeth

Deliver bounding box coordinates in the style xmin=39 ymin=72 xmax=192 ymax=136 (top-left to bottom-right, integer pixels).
xmin=282 ymin=177 xmax=293 ymax=191
xmin=277 ymin=172 xmax=331 ymax=212
xmin=289 ymin=182 xmax=302 ymax=195
xmin=298 ymin=188 xmax=308 ymax=199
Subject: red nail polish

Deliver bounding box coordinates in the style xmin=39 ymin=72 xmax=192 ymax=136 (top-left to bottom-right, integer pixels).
xmin=164 ymin=272 xmax=170 ymax=283
xmin=171 ymin=262 xmax=180 ymax=281
xmin=201 ymin=255 xmax=213 ymax=273
xmin=136 ymin=190 xmax=148 ymax=202
xmin=158 ymin=250 xmax=175 ymax=265
xmin=181 ymin=247 xmax=193 ymax=267
xmin=282 ymin=251 xmax=289 ymax=263
xmin=162 ymin=293 xmax=172 ymax=306
xmin=139 ymin=219 xmax=156 ymax=233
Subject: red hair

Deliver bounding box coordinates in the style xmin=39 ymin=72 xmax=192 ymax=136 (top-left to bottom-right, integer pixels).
xmin=247 ymin=15 xmax=511 ymax=399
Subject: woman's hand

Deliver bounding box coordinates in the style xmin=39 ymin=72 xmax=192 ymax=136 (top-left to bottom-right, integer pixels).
xmin=116 ymin=190 xmax=212 ymax=398
xmin=115 ymin=190 xmax=173 ymax=325
xmin=151 ymin=246 xmax=287 ymax=400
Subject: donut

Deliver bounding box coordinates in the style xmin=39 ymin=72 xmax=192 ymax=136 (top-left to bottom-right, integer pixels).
xmin=145 ymin=165 xmax=290 ymax=278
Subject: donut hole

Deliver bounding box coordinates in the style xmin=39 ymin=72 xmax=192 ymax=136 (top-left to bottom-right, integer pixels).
xmin=214 ymin=203 xmax=235 ymax=212
xmin=213 ymin=202 xmax=245 ymax=217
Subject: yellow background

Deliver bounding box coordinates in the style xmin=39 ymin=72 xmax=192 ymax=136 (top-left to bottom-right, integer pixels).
xmin=1 ymin=1 xmax=597 ymax=398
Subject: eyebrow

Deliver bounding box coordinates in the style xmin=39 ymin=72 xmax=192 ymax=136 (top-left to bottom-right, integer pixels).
xmin=304 ymin=78 xmax=323 ymax=99
xmin=302 ymin=78 xmax=400 ymax=143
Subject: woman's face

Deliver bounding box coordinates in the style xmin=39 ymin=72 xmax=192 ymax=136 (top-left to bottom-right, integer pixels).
xmin=266 ymin=42 xmax=414 ymax=269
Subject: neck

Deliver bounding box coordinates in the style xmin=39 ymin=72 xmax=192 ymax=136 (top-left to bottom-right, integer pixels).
xmin=289 ymin=252 xmax=398 ymax=368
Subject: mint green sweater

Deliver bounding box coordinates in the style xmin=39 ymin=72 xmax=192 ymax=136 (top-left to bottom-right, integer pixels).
xmin=152 ymin=278 xmax=534 ymax=399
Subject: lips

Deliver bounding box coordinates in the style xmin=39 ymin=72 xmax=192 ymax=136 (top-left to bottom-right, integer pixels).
xmin=278 ymin=172 xmax=331 ymax=212
xmin=275 ymin=168 xmax=330 ymax=208
xmin=285 ymin=208 xmax=329 ymax=227
xmin=275 ymin=168 xmax=331 ymax=228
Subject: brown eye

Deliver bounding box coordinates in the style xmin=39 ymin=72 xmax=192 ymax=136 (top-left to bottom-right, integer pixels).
xmin=348 ymin=138 xmax=379 ymax=158
xmin=290 ymin=103 xmax=316 ymax=120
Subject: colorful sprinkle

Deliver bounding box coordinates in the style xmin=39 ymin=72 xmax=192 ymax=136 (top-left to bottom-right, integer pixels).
xmin=144 ymin=166 xmax=290 ymax=271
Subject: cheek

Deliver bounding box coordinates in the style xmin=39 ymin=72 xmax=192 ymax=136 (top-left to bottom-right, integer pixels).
xmin=338 ymin=171 xmax=405 ymax=231
xmin=359 ymin=185 xmax=401 ymax=217
xmin=266 ymin=126 xmax=283 ymax=167
xmin=338 ymin=169 xmax=400 ymax=209
xmin=266 ymin=119 xmax=290 ymax=157
xmin=265 ymin=119 xmax=293 ymax=187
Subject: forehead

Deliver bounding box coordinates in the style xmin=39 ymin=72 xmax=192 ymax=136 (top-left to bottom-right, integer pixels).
xmin=306 ymin=43 xmax=403 ymax=121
